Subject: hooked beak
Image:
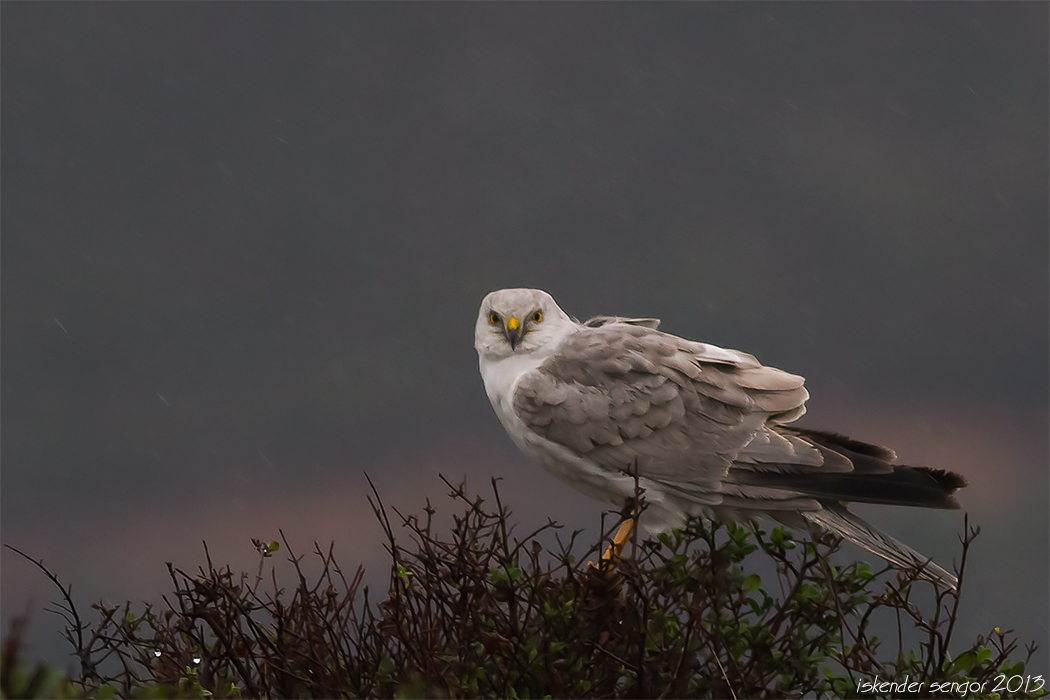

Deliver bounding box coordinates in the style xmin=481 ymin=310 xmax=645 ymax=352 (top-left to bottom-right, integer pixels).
xmin=506 ymin=316 xmax=520 ymax=350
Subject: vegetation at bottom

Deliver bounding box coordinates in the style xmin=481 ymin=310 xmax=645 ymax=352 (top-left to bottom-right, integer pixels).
xmin=2 ymin=475 xmax=1045 ymax=699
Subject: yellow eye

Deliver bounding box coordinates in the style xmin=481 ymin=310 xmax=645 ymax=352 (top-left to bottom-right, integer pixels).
xmin=532 ymin=311 xmax=543 ymax=323
xmin=489 ymin=312 xmax=500 ymax=325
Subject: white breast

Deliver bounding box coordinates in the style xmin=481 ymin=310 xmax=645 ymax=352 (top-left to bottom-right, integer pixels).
xmin=478 ymin=347 xmax=693 ymax=533
xmin=479 ymin=350 xmax=544 ymax=446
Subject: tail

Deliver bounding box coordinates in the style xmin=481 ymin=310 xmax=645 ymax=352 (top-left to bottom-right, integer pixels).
xmin=801 ymin=504 xmax=958 ymax=589
xmin=726 ymin=427 xmax=965 ymax=588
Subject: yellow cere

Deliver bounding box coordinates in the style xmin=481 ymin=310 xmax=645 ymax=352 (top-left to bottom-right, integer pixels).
xmin=507 ymin=316 xmax=520 ymax=330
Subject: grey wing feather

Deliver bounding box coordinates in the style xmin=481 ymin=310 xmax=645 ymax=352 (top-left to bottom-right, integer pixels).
xmin=582 ymin=316 xmax=661 ymax=329
xmin=512 ymin=323 xmax=809 ymax=485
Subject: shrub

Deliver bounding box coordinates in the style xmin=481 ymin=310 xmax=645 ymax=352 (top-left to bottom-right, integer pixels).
xmin=3 ymin=476 xmax=1044 ymax=698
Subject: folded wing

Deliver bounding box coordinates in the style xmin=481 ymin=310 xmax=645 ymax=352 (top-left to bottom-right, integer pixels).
xmin=512 ymin=321 xmax=810 ymax=485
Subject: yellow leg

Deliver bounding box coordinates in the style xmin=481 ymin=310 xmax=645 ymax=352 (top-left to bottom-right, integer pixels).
xmin=588 ymin=518 xmax=635 ymax=570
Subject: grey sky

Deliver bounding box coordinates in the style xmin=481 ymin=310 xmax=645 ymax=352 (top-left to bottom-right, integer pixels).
xmin=3 ymin=2 xmax=1047 ymax=671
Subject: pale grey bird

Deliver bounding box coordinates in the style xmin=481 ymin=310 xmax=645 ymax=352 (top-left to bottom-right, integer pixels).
xmin=475 ymin=288 xmax=967 ymax=589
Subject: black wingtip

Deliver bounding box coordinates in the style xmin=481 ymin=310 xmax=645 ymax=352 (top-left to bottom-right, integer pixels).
xmin=787 ymin=427 xmax=897 ymax=461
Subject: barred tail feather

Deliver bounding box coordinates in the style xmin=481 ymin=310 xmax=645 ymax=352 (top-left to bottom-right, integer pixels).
xmin=802 ymin=505 xmax=958 ymax=590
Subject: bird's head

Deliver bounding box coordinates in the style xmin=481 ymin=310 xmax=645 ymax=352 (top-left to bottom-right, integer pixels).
xmin=475 ymin=288 xmax=576 ymax=361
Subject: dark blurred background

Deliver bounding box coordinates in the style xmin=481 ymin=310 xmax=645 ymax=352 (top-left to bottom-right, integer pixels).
xmin=3 ymin=2 xmax=1047 ymax=672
